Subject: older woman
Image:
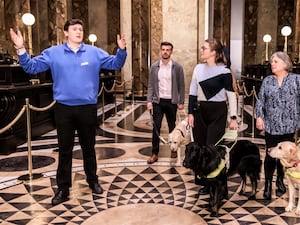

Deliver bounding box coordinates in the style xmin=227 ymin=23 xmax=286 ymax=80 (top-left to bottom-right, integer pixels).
xmin=256 ymin=51 xmax=300 ymax=200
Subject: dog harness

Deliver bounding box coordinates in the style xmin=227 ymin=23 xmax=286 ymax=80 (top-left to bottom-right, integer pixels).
xmin=286 ymin=168 xmax=300 ymax=179
xmin=197 ymin=161 xmax=225 ymax=179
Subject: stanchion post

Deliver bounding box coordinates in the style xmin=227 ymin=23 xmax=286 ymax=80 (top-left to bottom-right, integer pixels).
xmin=18 ymin=98 xmax=43 ymax=181
xmin=131 ymin=87 xmax=134 ymax=106
xmin=102 ymin=83 xmax=105 ymax=123
xmin=251 ymin=86 xmax=255 ymax=138
xmin=241 ymin=82 xmax=245 ymax=126
xmin=123 ymin=81 xmax=126 ymax=107
xmin=114 ymin=80 xmax=117 ymax=115
xmin=26 ymin=98 xmax=33 ymax=180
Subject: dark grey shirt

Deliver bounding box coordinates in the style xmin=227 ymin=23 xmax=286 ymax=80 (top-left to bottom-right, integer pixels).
xmin=255 ymin=73 xmax=300 ymax=135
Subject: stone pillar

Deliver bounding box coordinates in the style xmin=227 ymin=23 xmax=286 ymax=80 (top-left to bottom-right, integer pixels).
xmin=230 ymin=0 xmax=244 ymax=80
xmin=120 ymin=0 xmax=133 ymax=91
xmin=150 ymin=0 xmax=162 ymax=65
xmin=88 ymin=0 xmax=107 ymax=48
xmin=131 ymin=0 xmax=149 ymax=97
xmin=162 ymin=0 xmax=201 ymax=93
xmin=256 ymin=0 xmax=278 ymax=64
xmin=294 ymin=0 xmax=300 ymax=62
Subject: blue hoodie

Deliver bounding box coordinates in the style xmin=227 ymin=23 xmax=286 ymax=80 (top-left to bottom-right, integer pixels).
xmin=18 ymin=43 xmax=127 ymax=106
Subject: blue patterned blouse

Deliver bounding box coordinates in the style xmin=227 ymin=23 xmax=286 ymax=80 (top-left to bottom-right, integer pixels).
xmin=255 ymin=73 xmax=300 ymax=135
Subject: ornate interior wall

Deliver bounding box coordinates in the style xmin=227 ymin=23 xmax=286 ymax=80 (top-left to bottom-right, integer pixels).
xmin=0 ymin=0 xmax=299 ymax=93
xmin=213 ymin=0 xmax=231 ymax=46
xmin=245 ymin=0 xmax=300 ymax=66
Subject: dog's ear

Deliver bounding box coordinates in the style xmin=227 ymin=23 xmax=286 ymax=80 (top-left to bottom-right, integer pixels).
xmin=288 ymin=143 xmax=300 ymax=162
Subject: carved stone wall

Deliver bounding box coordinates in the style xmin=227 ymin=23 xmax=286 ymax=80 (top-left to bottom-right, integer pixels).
xmin=256 ymin=0 xmax=278 ymax=64
xmin=244 ymin=0 xmax=258 ymax=65
xmin=107 ymin=0 xmax=120 ymax=54
xmin=277 ymin=0 xmax=295 ymax=58
xmin=213 ymin=0 xmax=231 ymax=46
xmin=150 ymin=0 xmax=162 ymax=65
xmin=132 ymin=0 xmax=149 ymax=96
xmin=72 ymin=0 xmax=89 ymax=42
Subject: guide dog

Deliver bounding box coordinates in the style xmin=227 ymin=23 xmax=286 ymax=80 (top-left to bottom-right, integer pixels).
xmin=268 ymin=141 xmax=300 ymax=215
xmin=168 ymin=118 xmax=191 ymax=165
xmin=183 ymin=140 xmax=262 ymax=217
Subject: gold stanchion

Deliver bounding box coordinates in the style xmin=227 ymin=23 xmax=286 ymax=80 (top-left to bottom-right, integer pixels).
xmin=251 ymin=86 xmax=255 ymax=138
xmin=114 ymin=80 xmax=117 ymax=116
xmin=123 ymin=81 xmax=126 ymax=107
xmin=18 ymin=98 xmax=43 ymax=181
xmin=241 ymin=82 xmax=245 ymax=126
xmin=102 ymin=83 xmax=105 ymax=123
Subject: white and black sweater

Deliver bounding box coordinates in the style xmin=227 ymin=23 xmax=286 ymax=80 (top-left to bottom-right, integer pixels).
xmin=188 ymin=63 xmax=237 ymax=117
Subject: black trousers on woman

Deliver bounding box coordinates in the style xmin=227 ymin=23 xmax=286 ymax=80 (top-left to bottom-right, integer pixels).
xmin=192 ymin=101 xmax=227 ymax=185
xmin=54 ymin=102 xmax=98 ymax=190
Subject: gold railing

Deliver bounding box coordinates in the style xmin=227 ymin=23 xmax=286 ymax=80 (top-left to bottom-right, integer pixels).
xmin=1 ymin=78 xmax=298 ymax=181
xmin=236 ymin=81 xmax=258 ymax=138
xmin=0 ymin=78 xmax=129 ymax=181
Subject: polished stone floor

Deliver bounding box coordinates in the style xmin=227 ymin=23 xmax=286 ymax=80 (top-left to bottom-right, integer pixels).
xmin=0 ymin=100 xmax=300 ymax=225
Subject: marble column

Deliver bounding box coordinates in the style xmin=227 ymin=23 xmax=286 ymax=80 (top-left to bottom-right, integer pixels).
xmin=256 ymin=0 xmax=278 ymax=64
xmin=88 ymin=0 xmax=107 ymax=48
xmin=294 ymin=0 xmax=300 ymax=62
xmin=230 ymin=0 xmax=244 ymax=79
xmin=120 ymin=0 xmax=133 ymax=92
xmin=162 ymin=0 xmax=202 ymax=92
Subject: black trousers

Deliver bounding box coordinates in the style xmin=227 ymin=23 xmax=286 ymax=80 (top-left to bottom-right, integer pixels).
xmin=193 ymin=101 xmax=227 ymax=185
xmin=264 ymin=132 xmax=295 ymax=180
xmin=54 ymin=102 xmax=98 ymax=189
xmin=152 ymin=99 xmax=177 ymax=155
xmin=193 ymin=101 xmax=227 ymax=146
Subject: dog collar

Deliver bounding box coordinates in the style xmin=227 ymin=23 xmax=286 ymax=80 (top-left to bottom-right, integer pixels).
xmin=286 ymin=168 xmax=300 ymax=179
xmin=206 ymin=162 xmax=225 ymax=179
xmin=293 ymin=160 xmax=300 ymax=167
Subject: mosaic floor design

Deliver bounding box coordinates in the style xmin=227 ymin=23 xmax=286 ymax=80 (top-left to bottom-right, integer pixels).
xmin=0 ymin=100 xmax=300 ymax=225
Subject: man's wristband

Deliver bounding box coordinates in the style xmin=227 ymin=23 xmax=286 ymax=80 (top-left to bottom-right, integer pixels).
xmin=15 ymin=46 xmax=26 ymax=55
xmin=14 ymin=45 xmax=25 ymax=50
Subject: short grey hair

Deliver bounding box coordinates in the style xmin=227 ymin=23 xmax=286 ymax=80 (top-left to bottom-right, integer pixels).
xmin=270 ymin=51 xmax=293 ymax=72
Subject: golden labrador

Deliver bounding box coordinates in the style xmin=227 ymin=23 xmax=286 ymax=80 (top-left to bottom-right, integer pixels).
xmin=268 ymin=141 xmax=300 ymax=214
xmin=168 ymin=118 xmax=191 ymax=165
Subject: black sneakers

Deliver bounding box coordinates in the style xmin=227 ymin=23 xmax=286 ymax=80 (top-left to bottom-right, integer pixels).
xmin=51 ymin=189 xmax=70 ymax=206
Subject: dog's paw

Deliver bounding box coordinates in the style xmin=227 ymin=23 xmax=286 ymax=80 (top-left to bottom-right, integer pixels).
xmin=238 ymin=190 xmax=246 ymax=196
xmin=285 ymin=204 xmax=293 ymax=212
xmin=210 ymin=211 xmax=219 ymax=217
xmin=248 ymin=195 xmax=256 ymax=200
xmin=296 ymin=208 xmax=300 ymax=215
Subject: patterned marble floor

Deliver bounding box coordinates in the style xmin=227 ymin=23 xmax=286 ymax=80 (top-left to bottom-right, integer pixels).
xmin=0 ymin=100 xmax=300 ymax=225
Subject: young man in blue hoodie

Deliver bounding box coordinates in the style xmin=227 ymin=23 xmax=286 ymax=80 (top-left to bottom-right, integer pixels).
xmin=10 ymin=18 xmax=127 ymax=205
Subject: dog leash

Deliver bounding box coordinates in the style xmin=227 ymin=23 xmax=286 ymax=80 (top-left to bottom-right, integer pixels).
xmin=149 ymin=109 xmax=168 ymax=144
xmin=215 ymin=128 xmax=238 ymax=151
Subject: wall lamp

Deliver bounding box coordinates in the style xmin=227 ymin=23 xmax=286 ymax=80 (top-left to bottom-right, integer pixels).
xmin=21 ymin=13 xmax=35 ymax=56
xmin=281 ymin=26 xmax=292 ymax=53
xmin=263 ymin=34 xmax=271 ymax=62
xmin=88 ymin=34 xmax=97 ymax=46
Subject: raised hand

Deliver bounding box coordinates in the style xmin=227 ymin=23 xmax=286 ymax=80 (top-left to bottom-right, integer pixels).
xmin=117 ymin=34 xmax=126 ymax=50
xmin=9 ymin=28 xmax=24 ymax=49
